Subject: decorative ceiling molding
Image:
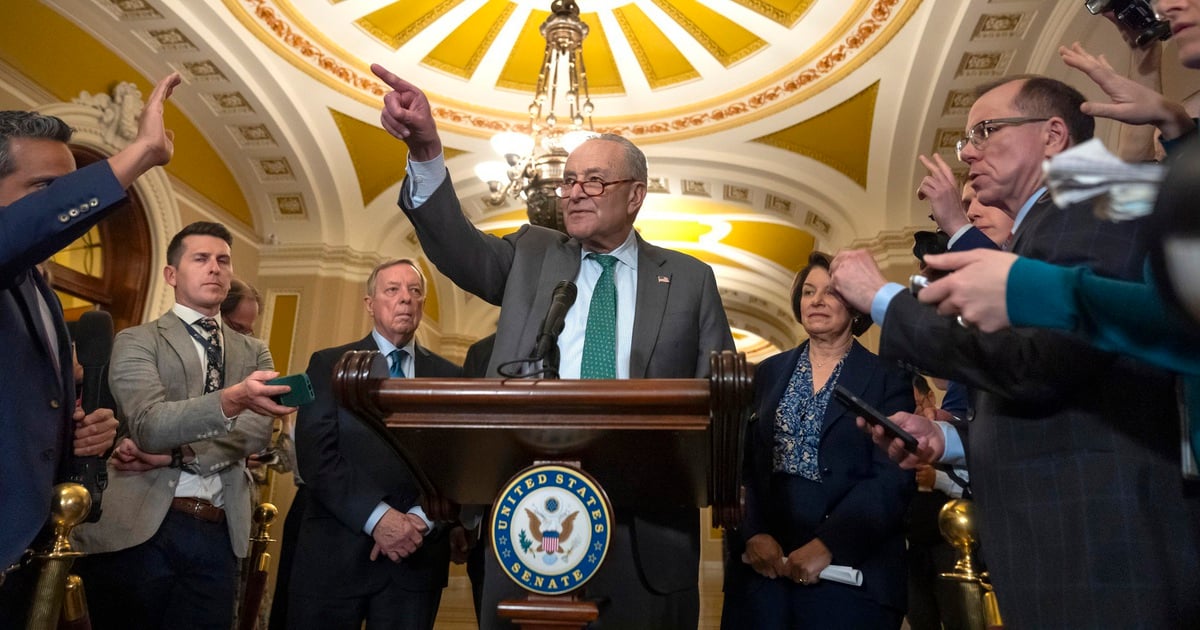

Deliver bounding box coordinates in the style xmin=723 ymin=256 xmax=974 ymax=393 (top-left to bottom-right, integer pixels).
xmin=52 ymin=85 xmax=182 ymax=321
xmin=223 ymin=0 xmax=922 ymax=142
xmin=752 ymin=80 xmax=879 ymax=187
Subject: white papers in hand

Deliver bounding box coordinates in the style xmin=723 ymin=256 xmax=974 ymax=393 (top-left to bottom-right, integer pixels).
xmin=1043 ymin=138 xmax=1165 ymax=221
xmin=740 ymin=552 xmax=863 ymax=586
xmin=817 ymin=565 xmax=863 ymax=586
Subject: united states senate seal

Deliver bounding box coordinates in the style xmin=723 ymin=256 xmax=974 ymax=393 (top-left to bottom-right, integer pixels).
xmin=491 ymin=464 xmax=612 ymax=595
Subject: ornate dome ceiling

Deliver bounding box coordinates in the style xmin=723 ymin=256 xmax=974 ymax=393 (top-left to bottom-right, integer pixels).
xmin=228 ymin=0 xmax=917 ymax=142
xmin=2 ymin=0 xmax=1157 ymax=358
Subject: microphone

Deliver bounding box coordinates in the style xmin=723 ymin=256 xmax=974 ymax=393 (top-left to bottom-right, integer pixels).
xmin=531 ymin=281 xmax=577 ymax=375
xmin=75 ymin=310 xmax=115 ymax=414
xmin=71 ymin=310 xmax=115 ymax=522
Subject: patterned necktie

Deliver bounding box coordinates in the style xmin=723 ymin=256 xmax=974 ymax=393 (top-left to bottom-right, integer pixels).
xmin=389 ymin=348 xmax=407 ymax=378
xmin=195 ymin=317 xmax=223 ymax=393
xmin=581 ymin=253 xmax=618 ymax=379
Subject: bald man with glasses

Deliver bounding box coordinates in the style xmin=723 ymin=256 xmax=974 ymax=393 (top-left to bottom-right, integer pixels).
xmin=831 ymin=75 xmax=1200 ymax=627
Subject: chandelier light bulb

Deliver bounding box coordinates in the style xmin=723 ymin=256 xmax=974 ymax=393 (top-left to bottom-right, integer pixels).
xmin=560 ymin=130 xmax=596 ymax=153
xmin=484 ymin=0 xmax=593 ymax=229
xmin=491 ymin=131 xmax=535 ymax=159
xmin=474 ymin=161 xmax=509 ymax=187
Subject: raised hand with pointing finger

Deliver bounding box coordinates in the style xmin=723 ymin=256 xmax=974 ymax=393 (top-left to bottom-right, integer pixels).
xmin=371 ymin=64 xmax=443 ymax=161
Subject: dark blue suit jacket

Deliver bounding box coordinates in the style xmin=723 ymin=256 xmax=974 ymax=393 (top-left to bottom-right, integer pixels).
xmin=1 ymin=162 xmax=126 ymax=570
xmin=948 ymin=225 xmax=999 ymax=252
xmin=738 ymin=340 xmax=914 ymax=613
xmin=291 ymin=335 xmax=463 ymax=597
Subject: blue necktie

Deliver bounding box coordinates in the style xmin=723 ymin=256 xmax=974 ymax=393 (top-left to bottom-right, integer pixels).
xmin=581 ymin=253 xmax=618 ymax=379
xmin=389 ymin=348 xmax=407 ymax=378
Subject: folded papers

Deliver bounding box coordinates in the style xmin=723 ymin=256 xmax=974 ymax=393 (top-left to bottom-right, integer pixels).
xmin=740 ymin=553 xmax=864 ymax=586
xmin=1043 ymin=138 xmax=1165 ymax=221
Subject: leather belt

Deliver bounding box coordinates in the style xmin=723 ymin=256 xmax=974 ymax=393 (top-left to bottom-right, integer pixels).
xmin=170 ymin=497 xmax=225 ymax=524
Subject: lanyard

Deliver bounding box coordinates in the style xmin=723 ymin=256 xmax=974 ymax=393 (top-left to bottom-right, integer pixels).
xmin=179 ymin=316 xmax=222 ymax=358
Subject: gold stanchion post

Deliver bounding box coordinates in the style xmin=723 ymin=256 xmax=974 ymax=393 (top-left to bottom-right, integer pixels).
xmin=25 ymin=483 xmax=90 ymax=630
xmin=938 ymin=499 xmax=1004 ymax=630
xmin=237 ymin=503 xmax=278 ymax=630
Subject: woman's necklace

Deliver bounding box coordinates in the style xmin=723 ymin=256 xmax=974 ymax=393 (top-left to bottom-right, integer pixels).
xmin=809 ymin=343 xmax=850 ymax=368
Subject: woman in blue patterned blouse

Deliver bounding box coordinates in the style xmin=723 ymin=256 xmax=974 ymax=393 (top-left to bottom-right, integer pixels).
xmin=725 ymin=252 xmax=915 ymax=629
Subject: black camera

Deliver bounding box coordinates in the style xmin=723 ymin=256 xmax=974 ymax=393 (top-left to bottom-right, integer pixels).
xmin=1086 ymin=0 xmax=1172 ymax=48
xmin=912 ymin=230 xmax=949 ymax=266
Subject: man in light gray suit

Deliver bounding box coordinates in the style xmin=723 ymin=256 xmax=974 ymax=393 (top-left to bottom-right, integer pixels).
xmin=372 ymin=64 xmax=734 ymax=629
xmin=73 ymin=221 xmax=295 ymax=630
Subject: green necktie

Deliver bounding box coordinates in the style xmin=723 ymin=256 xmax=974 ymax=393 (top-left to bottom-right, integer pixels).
xmin=581 ymin=253 xmax=618 ymax=379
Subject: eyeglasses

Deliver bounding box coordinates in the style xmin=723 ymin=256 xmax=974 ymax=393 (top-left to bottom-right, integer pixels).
xmin=554 ymin=178 xmax=637 ymax=199
xmin=955 ymin=117 xmax=1050 ymax=160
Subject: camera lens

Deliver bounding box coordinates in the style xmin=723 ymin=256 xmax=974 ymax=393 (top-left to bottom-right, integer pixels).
xmin=1135 ymin=21 xmax=1174 ymax=47
xmin=1084 ymin=0 xmax=1112 ymax=15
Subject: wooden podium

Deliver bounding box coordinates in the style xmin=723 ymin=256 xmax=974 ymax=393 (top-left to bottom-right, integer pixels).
xmin=332 ymin=349 xmax=753 ymax=627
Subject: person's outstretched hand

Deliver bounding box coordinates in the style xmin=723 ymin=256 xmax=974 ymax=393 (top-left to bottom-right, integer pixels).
xmin=110 ymin=72 xmax=181 ymax=188
xmin=371 ymin=64 xmax=443 ymax=162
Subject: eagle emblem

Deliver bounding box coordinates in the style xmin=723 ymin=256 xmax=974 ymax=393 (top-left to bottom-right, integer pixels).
xmin=525 ymin=498 xmax=579 ymax=559
xmin=492 ymin=464 xmax=612 ymax=595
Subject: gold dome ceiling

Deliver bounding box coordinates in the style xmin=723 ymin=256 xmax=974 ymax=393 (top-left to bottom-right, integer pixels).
xmin=227 ymin=0 xmax=919 ymax=140
xmin=7 ymin=0 xmax=1123 ymax=359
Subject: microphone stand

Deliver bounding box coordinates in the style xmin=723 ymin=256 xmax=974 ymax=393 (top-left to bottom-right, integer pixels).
xmin=541 ymin=344 xmax=562 ymax=380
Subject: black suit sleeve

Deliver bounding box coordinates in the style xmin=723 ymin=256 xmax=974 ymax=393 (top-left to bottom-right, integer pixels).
xmin=948 ymin=227 xmax=1001 ymax=252
xmin=294 ymin=349 xmax=398 ymax=535
xmin=881 ymin=293 xmax=1121 ymax=405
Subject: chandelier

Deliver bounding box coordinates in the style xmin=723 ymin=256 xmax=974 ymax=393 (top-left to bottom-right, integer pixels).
xmin=474 ymin=0 xmax=596 ymax=231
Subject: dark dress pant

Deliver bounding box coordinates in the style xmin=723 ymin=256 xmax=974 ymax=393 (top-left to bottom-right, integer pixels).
xmin=287 ymin=578 xmax=442 ymax=630
xmin=77 ymin=510 xmax=238 ymax=630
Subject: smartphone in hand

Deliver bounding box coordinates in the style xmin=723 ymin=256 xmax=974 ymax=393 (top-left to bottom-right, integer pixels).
xmin=266 ymin=373 xmax=316 ymax=407
xmin=833 ymin=384 xmax=919 ymax=453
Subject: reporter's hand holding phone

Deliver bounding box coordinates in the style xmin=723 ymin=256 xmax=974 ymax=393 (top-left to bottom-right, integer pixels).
xmin=219 ymin=370 xmax=297 ymax=418
xmin=855 ymin=410 xmax=945 ymax=469
xmin=833 ymin=385 xmax=920 ymax=452
xmin=266 ymin=373 xmax=315 ymax=407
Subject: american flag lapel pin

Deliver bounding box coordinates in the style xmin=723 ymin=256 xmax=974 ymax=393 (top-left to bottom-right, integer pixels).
xmin=657 ymin=275 xmax=670 ymax=284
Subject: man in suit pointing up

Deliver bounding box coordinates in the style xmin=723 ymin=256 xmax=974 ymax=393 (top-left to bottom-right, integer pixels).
xmin=371 ymin=63 xmax=735 ymax=629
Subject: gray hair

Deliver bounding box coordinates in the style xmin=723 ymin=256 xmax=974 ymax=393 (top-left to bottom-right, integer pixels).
xmin=367 ymin=258 xmax=426 ymax=296
xmin=590 ymin=133 xmax=648 ymax=184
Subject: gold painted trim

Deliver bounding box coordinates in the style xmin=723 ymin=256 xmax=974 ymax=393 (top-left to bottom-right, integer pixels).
xmin=224 ymin=0 xmax=920 ymax=142
xmin=612 ymin=7 xmax=699 ymax=89
xmin=606 ymin=0 xmax=917 ymax=143
xmin=648 ymin=0 xmax=766 ymax=67
xmin=732 ymin=0 xmax=816 ymax=28
xmin=422 ymin=2 xmax=517 ymax=79
xmin=354 ymin=0 xmax=465 ymax=51
xmin=265 ymin=292 xmax=300 ymax=374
